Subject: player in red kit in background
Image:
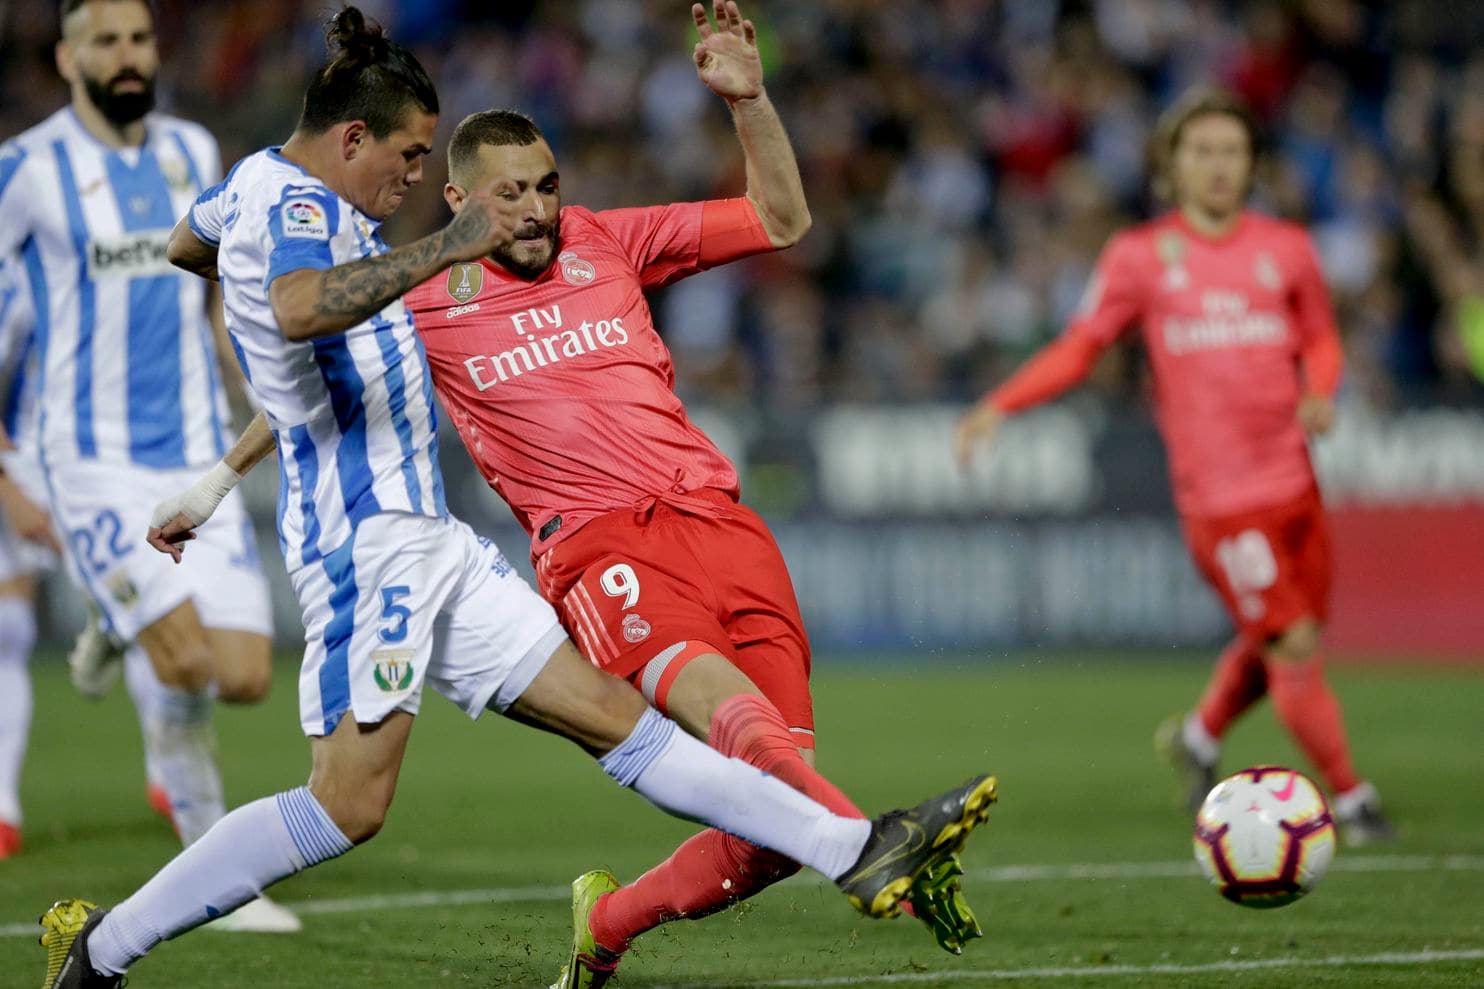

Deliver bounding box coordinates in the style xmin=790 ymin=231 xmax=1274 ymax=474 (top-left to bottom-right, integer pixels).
xmin=406 ymin=4 xmax=987 ymax=986
xmin=956 ymin=88 xmax=1394 ymax=847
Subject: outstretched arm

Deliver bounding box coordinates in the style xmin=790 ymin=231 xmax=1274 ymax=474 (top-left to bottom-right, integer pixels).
xmin=693 ymin=1 xmax=810 ymax=247
xmin=146 ymin=411 xmax=275 ymax=562
xmin=954 ymin=233 xmax=1144 ymax=467
xmin=1291 ymin=234 xmax=1344 ymax=435
xmin=953 ymin=334 xmax=1108 ymax=466
xmin=269 ymin=183 xmax=521 ymax=342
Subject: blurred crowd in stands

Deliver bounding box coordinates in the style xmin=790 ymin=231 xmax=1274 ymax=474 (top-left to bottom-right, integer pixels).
xmin=5 ymin=0 xmax=1484 ymax=409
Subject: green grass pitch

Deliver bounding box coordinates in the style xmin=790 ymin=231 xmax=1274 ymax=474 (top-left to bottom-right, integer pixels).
xmin=1 ymin=654 xmax=1481 ymax=987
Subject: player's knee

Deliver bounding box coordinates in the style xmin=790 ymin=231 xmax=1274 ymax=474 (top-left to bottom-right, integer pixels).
xmin=655 ymin=650 xmax=756 ymax=743
xmin=217 ymin=665 xmax=271 ymax=704
xmin=1268 ymin=619 xmax=1321 ymax=663
xmin=310 ymin=776 xmax=395 ymax=845
xmin=155 ymin=645 xmax=214 ymax=692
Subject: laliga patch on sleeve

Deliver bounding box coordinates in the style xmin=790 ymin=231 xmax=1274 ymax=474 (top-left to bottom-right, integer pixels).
xmin=281 ymin=198 xmax=329 ymax=240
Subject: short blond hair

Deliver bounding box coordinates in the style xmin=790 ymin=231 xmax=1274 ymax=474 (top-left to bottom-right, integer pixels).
xmin=1149 ymin=87 xmax=1260 ymax=202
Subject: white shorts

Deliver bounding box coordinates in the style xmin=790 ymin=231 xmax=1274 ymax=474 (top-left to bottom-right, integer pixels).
xmin=0 ymin=452 xmax=56 ymax=582
xmin=42 ymin=459 xmax=273 ymax=641
xmin=291 ymin=511 xmax=564 ymax=737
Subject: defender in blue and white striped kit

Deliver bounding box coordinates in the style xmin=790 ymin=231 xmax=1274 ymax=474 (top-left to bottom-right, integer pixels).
xmin=188 ymin=146 xmax=563 ymax=735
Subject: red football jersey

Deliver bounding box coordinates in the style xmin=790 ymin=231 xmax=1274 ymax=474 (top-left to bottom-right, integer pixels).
xmin=993 ymin=210 xmax=1342 ymax=519
xmin=407 ymin=199 xmax=775 ymax=556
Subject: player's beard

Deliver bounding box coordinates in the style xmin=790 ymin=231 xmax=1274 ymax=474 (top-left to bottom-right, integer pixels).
xmin=495 ymin=218 xmax=560 ymax=281
xmin=83 ymin=68 xmax=156 ymax=126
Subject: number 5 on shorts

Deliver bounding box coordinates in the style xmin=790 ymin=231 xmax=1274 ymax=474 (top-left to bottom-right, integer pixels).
xmin=600 ymin=563 xmax=640 ymax=608
xmin=379 ymin=585 xmax=412 ymax=643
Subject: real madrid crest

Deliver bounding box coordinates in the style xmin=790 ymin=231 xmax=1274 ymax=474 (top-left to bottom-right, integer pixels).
xmin=446 ymin=262 xmax=483 ymax=303
xmin=559 ymin=250 xmax=596 ymax=286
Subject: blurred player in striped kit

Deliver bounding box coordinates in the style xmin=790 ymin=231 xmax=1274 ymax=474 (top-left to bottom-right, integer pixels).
xmin=956 ymin=88 xmax=1394 ymax=846
xmin=0 ymin=0 xmax=295 ymax=929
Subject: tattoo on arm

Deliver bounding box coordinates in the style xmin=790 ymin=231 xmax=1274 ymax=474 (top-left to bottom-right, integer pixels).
xmin=310 ymin=206 xmax=496 ymax=326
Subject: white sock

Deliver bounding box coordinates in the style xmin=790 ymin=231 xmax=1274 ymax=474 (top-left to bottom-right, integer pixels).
xmin=87 ymin=787 xmax=351 ymax=975
xmin=1183 ymin=711 xmax=1220 ymax=767
xmin=1332 ymin=781 xmax=1379 ymax=818
xmin=0 ymin=597 xmax=36 ymax=825
xmin=125 ymin=648 xmax=225 ymax=845
xmin=600 ymin=708 xmax=871 ymax=880
xmin=123 ymin=646 xmax=165 ymax=792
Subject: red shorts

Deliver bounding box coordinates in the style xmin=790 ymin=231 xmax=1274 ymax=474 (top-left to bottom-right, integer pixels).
xmin=1182 ymin=486 xmax=1331 ymax=641
xmin=534 ymin=489 xmax=815 ymax=745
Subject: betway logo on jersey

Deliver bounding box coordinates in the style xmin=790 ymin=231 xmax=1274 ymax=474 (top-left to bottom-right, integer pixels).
xmin=463 ymin=304 xmax=629 ymax=390
xmin=1163 ymin=290 xmax=1286 ymax=355
xmin=87 ymin=230 xmax=175 ymax=280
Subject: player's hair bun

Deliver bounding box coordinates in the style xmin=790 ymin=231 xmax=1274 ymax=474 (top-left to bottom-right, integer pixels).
xmin=324 ymin=6 xmax=389 ymax=65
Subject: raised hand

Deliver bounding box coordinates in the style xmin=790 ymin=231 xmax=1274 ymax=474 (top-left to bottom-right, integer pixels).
xmin=693 ymin=0 xmax=763 ymax=103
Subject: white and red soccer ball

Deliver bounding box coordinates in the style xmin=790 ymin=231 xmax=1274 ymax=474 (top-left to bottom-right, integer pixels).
xmin=1193 ymin=766 xmax=1336 ymax=908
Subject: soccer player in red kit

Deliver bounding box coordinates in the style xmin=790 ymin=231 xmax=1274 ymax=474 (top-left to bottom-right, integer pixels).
xmin=405 ymin=4 xmax=986 ymax=985
xmin=956 ymin=88 xmax=1393 ymax=847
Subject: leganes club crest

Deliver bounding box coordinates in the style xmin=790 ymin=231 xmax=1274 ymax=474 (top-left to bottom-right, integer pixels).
xmin=372 ymin=650 xmax=416 ymax=693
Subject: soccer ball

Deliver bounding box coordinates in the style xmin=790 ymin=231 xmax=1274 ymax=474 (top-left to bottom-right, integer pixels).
xmin=1192 ymin=766 xmax=1336 ymax=908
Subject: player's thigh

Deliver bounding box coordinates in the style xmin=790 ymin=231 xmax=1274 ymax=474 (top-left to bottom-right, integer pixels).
xmin=205 ymin=628 xmax=273 ymax=704
xmin=292 ymin=513 xmax=465 ymax=740
xmin=662 ymin=650 xmax=767 ymax=742
xmin=1187 ymin=507 xmax=1314 ymax=644
xmin=712 ymin=510 xmax=816 ymax=742
xmin=134 ymin=599 xmax=214 ymax=690
xmin=423 ymin=517 xmax=569 ymax=723
xmin=503 ymin=637 xmax=650 ymax=757
xmin=308 ymin=708 xmax=416 ymax=843
xmin=1291 ymin=495 xmax=1332 ymax=625
xmin=557 ymin=550 xmax=736 ymax=707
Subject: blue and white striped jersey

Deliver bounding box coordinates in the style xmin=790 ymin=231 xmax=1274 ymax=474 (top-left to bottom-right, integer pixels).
xmin=190 ymin=148 xmax=444 ymax=571
xmin=0 ymin=107 xmax=232 ymax=469
xmin=0 ymin=255 xmax=38 ymax=455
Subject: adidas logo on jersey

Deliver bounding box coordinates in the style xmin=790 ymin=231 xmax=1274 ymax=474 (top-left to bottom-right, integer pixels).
xmin=88 ymin=231 xmax=175 ymax=280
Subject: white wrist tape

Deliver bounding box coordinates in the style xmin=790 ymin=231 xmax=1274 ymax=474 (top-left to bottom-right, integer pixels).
xmin=150 ymin=460 xmax=243 ymax=529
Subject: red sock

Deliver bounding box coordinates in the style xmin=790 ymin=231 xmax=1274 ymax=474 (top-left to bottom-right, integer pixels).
xmin=1265 ymin=653 xmax=1360 ymax=795
xmin=589 ymin=830 xmax=798 ymax=952
xmin=708 ymin=695 xmax=864 ymax=818
xmin=589 ymin=695 xmax=866 ymax=952
xmin=1197 ymin=635 xmax=1268 ymax=738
